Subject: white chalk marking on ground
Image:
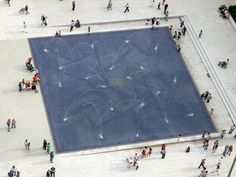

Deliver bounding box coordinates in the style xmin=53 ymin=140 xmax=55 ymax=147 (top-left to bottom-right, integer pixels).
xmin=58 ymin=82 xmax=62 ymax=87
xmin=99 ymin=133 xmax=103 ymax=139
xmin=109 ymin=66 xmax=114 ymax=70
xmin=126 ymin=76 xmax=132 ymax=80
xmin=165 ymin=118 xmax=169 ymax=123
xmin=156 ymin=91 xmax=161 ymax=95
xmin=125 ymin=40 xmax=129 ymax=43
xmin=173 ymin=76 xmax=177 ymax=84
xmin=140 ymin=66 xmax=145 ymax=70
xmin=91 ymin=44 xmax=94 ymax=48
xmin=187 ymin=113 xmax=194 ymax=117
xmin=100 ymin=85 xmax=107 ymax=88
xmin=136 ymin=132 xmax=139 ymax=137
xmin=154 ymin=45 xmax=158 ymax=51
xmin=110 ymin=107 xmax=114 ymax=111
xmin=138 ymin=102 xmax=145 ymax=108
xmin=63 ymin=117 xmax=69 ymax=122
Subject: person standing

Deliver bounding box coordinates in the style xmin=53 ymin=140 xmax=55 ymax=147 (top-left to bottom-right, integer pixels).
xmin=22 ymin=21 xmax=28 ymax=33
xmin=25 ymin=5 xmax=29 ymax=15
xmin=161 ymin=149 xmax=166 ymax=159
xmin=11 ymin=118 xmax=16 ymax=128
xmin=50 ymin=151 xmax=54 ymax=163
xmin=7 ymin=0 xmax=10 ymax=7
xmin=42 ymin=139 xmax=47 ymax=150
xmin=198 ymin=30 xmax=203 ymax=38
xmin=206 ymin=94 xmax=212 ymax=103
xmin=72 ymin=1 xmax=75 ymax=11
xmin=70 ymin=20 xmax=75 ymax=32
xmin=182 ymin=26 xmax=186 ymax=36
xmin=47 ymin=142 xmax=51 ymax=154
xmin=18 ymin=82 xmax=22 ymax=92
xmin=180 ymin=20 xmax=184 ymax=27
xmin=228 ymin=145 xmax=233 ymax=156
xmin=24 ymin=139 xmax=30 ymax=150
xmin=198 ymin=159 xmax=206 ymax=169
xmin=124 ymin=3 xmax=129 ymax=13
xmin=222 ymin=145 xmax=229 ymax=157
xmin=7 ymin=119 xmax=11 ymax=132
xmin=157 ymin=2 xmax=161 ymax=10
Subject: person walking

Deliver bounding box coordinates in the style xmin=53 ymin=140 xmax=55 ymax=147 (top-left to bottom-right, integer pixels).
xmin=47 ymin=142 xmax=51 ymax=154
xmin=11 ymin=118 xmax=16 ymax=128
xmin=50 ymin=151 xmax=54 ymax=163
xmin=211 ymin=157 xmax=222 ymax=175
xmin=228 ymin=124 xmax=236 ymax=134
xmin=228 ymin=145 xmax=233 ymax=156
xmin=42 ymin=139 xmax=47 ymax=150
xmin=198 ymin=30 xmax=203 ymax=38
xmin=212 ymin=140 xmax=219 ymax=152
xmin=162 ymin=0 xmax=165 ymax=5
xmin=124 ymin=3 xmax=129 ymax=13
xmin=70 ymin=20 xmax=75 ymax=32
xmin=7 ymin=119 xmax=11 ymax=132
xmin=198 ymin=159 xmax=206 ymax=169
xmin=222 ymin=145 xmax=229 ymax=157
xmin=72 ymin=1 xmax=75 ymax=11
xmin=107 ymin=0 xmax=112 ymax=10
xmin=164 ymin=3 xmax=168 ymax=14
xmin=157 ymin=2 xmax=161 ymax=10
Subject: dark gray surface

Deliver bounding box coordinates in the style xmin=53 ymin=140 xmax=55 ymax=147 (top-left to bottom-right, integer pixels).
xmin=29 ymin=27 xmax=216 ymax=153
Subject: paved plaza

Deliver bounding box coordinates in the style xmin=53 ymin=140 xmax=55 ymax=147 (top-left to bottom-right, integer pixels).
xmin=0 ymin=0 xmax=236 ymax=176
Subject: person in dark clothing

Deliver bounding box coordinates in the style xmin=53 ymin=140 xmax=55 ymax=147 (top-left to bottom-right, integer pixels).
xmin=151 ymin=17 xmax=156 ymax=25
xmin=72 ymin=1 xmax=75 ymax=11
xmin=42 ymin=139 xmax=47 ymax=150
xmin=164 ymin=4 xmax=168 ymax=13
xmin=198 ymin=159 xmax=206 ymax=169
xmin=124 ymin=3 xmax=129 ymax=13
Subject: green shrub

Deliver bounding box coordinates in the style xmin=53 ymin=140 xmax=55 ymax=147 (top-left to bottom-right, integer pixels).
xmin=229 ymin=5 xmax=236 ymax=22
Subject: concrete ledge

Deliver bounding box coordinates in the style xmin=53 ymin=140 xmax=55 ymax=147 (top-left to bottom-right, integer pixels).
xmin=58 ymin=133 xmax=220 ymax=157
xmin=229 ymin=15 xmax=236 ymax=31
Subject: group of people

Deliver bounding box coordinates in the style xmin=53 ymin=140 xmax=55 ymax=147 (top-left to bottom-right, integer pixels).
xmin=46 ymin=167 xmax=56 ymax=177
xmin=42 ymin=139 xmax=55 ymax=163
xmin=126 ymin=146 xmax=153 ymax=170
xmin=69 ymin=19 xmax=81 ymax=32
xmin=8 ymin=166 xmax=20 ymax=177
xmin=200 ymin=90 xmax=212 ymax=103
xmin=6 ymin=118 xmax=16 ymax=132
xmin=196 ymin=128 xmax=235 ymax=176
xmin=218 ymin=59 xmax=229 ymax=68
xmin=18 ymin=57 xmax=40 ymax=93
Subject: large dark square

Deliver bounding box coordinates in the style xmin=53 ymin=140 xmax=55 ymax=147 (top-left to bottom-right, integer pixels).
xmin=29 ymin=27 xmax=216 ymax=153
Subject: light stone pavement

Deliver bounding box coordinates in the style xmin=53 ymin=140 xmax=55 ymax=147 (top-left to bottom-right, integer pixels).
xmin=0 ymin=0 xmax=236 ymax=176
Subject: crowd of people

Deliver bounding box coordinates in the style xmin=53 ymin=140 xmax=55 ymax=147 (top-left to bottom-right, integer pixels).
xmin=18 ymin=57 xmax=40 ymax=93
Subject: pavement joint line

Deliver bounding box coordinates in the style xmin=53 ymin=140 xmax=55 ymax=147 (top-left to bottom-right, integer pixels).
xmin=183 ymin=15 xmax=236 ymax=125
